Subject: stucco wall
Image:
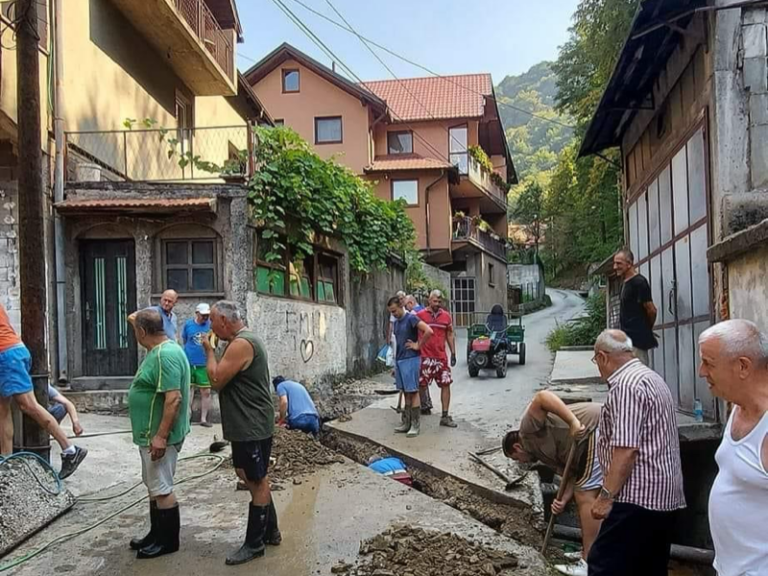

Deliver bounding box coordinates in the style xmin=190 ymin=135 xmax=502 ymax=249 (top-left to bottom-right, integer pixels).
xmin=249 ymin=58 xmax=371 ymax=174
xmin=372 ymin=119 xmax=480 ymax=160
xmin=727 ymin=244 xmax=768 ymax=329
xmin=456 ymin=251 xmax=507 ymax=314
xmin=346 ymin=263 xmax=406 ymax=376
xmin=370 ymin=171 xmax=451 ymax=251
xmin=246 ymin=292 xmax=348 ymax=383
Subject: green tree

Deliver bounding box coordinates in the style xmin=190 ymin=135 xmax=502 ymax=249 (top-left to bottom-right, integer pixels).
xmin=512 ymin=181 xmax=545 ymax=255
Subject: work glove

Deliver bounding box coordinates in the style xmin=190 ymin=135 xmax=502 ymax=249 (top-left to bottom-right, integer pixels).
xmin=450 ymin=354 xmax=457 ymax=367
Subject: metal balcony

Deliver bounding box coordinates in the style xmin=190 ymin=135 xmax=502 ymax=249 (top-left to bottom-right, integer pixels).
xmin=452 ymin=217 xmax=508 ymax=261
xmin=450 ymin=155 xmax=508 ymax=214
xmin=108 ymin=0 xmax=236 ymax=95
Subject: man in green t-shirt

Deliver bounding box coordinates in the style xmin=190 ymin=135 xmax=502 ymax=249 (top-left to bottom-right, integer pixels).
xmin=203 ymin=300 xmax=278 ymax=567
xmin=127 ymin=308 xmax=190 ymax=560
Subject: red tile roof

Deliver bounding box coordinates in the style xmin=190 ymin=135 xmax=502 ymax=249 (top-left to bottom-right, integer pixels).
xmin=55 ymin=197 xmax=216 ymax=213
xmin=362 ymin=74 xmax=493 ymax=122
xmin=365 ymin=155 xmax=454 ymax=172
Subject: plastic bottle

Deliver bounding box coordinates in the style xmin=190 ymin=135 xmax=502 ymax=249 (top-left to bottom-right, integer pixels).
xmin=694 ymin=399 xmax=704 ymax=423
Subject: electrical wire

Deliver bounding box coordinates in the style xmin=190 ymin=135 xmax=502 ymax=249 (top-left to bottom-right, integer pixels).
xmin=322 ymin=0 xmax=467 ymax=154
xmin=0 ymin=452 xmax=226 ymax=573
xmin=269 ymin=0 xmax=455 ymax=165
xmin=283 ymin=0 xmax=576 ymax=131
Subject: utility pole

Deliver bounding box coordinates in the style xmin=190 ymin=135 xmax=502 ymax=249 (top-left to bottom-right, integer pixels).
xmin=16 ymin=0 xmax=51 ymax=459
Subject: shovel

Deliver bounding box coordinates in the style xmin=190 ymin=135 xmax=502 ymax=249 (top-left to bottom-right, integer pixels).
xmin=468 ymin=452 xmax=528 ymax=491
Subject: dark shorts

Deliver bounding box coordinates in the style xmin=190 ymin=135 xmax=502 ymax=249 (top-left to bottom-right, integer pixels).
xmin=231 ymin=437 xmax=273 ymax=482
xmin=48 ymin=403 xmax=67 ymax=423
xmin=588 ymin=502 xmax=678 ymax=576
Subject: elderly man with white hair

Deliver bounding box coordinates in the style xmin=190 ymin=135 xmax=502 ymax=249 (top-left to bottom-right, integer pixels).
xmin=700 ymin=319 xmax=768 ymax=576
xmin=587 ymin=329 xmax=685 ymax=576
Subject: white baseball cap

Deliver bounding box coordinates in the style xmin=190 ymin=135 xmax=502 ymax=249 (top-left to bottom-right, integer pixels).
xmin=196 ymin=303 xmax=211 ymax=315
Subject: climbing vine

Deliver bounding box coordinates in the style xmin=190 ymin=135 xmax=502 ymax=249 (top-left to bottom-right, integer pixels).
xmin=248 ymin=126 xmax=416 ymax=274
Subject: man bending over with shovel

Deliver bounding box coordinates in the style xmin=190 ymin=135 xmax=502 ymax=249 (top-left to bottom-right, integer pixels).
xmin=503 ymin=391 xmax=603 ymax=576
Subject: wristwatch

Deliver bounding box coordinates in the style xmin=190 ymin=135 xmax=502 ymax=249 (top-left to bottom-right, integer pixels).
xmin=599 ymin=486 xmax=614 ymax=500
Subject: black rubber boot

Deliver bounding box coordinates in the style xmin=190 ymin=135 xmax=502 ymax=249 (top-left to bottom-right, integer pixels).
xmin=264 ymin=498 xmax=281 ymax=546
xmin=137 ymin=505 xmax=180 ymax=559
xmin=130 ymin=501 xmax=158 ymax=550
xmin=225 ymin=504 xmax=267 ymax=565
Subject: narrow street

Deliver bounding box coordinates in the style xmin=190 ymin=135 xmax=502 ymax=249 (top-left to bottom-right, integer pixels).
xmin=447 ymin=289 xmax=587 ymax=438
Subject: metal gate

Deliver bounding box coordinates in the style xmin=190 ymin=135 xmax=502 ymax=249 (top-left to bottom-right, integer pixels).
xmin=451 ymin=277 xmax=476 ymax=327
xmin=626 ymin=124 xmax=714 ymax=418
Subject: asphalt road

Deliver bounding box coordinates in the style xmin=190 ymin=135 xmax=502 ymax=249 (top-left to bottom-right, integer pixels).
xmin=443 ymin=289 xmax=587 ymax=440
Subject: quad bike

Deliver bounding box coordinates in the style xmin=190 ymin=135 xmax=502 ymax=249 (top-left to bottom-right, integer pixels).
xmin=466 ymin=312 xmax=526 ymax=378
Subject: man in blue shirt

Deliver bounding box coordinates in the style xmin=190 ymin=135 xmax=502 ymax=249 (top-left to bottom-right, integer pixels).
xmin=47 ymin=384 xmax=84 ymax=436
xmin=182 ymin=303 xmax=213 ymax=427
xmin=273 ymin=376 xmax=320 ymax=436
xmin=129 ymin=290 xmax=179 ymax=341
xmin=389 ymin=295 xmax=433 ymax=438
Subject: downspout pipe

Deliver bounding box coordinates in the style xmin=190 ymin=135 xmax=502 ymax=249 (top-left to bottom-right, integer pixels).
xmin=425 ymin=170 xmax=447 ymax=256
xmin=53 ymin=0 xmax=67 ymax=382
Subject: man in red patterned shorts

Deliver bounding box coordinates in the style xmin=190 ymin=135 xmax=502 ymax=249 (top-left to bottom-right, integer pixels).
xmin=417 ymin=290 xmax=457 ymax=428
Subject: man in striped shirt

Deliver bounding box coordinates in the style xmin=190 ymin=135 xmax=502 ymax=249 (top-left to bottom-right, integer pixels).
xmin=588 ymin=329 xmax=685 ymax=576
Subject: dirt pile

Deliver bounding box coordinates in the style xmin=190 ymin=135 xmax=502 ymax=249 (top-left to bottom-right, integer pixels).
xmin=314 ymin=378 xmax=390 ymax=421
xmin=270 ymin=427 xmax=344 ymax=485
xmin=331 ymin=526 xmax=520 ymax=576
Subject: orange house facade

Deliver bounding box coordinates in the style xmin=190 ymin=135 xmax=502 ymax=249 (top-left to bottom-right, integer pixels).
xmin=246 ymin=44 xmax=515 ymax=323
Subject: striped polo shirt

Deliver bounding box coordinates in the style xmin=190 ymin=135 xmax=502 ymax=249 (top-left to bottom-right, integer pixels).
xmin=598 ymin=359 xmax=686 ymax=511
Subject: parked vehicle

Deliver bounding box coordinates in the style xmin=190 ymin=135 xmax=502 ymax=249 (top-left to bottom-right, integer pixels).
xmin=466 ymin=308 xmax=526 ymax=378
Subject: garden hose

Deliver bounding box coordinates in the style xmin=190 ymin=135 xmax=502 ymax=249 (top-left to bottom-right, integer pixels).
xmin=0 ymin=452 xmax=226 ymax=572
xmin=0 ymin=452 xmax=63 ymax=497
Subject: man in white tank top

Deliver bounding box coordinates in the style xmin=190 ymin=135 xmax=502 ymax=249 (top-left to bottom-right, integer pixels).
xmin=699 ymin=320 xmax=768 ymax=576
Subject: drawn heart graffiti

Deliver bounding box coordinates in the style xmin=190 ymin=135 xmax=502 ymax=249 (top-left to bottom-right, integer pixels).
xmin=300 ymin=339 xmax=314 ymax=363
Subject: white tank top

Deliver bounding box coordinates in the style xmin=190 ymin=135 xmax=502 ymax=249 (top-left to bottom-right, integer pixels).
xmin=709 ymin=409 xmax=768 ymax=576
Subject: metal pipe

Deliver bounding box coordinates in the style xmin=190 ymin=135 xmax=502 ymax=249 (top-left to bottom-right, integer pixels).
xmin=53 ymin=0 xmax=67 ymax=382
xmin=552 ymin=524 xmax=715 ymax=565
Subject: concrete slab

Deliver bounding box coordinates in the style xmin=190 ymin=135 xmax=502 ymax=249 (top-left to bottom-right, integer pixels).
xmin=550 ymin=350 xmax=601 ymax=384
xmin=4 ymin=415 xmax=547 ymax=576
xmin=326 ymin=404 xmax=543 ymax=514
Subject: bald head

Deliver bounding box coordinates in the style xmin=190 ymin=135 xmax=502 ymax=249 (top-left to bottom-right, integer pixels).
xmin=595 ymin=329 xmax=634 ymax=354
xmin=700 ymin=320 xmax=768 ymax=368
xmin=160 ymin=290 xmax=178 ymax=314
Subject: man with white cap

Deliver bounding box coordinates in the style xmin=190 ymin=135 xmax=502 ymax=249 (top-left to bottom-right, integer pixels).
xmin=182 ymin=303 xmax=213 ymax=427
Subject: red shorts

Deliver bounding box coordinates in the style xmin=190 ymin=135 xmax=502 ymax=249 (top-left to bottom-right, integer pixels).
xmin=419 ymin=357 xmax=453 ymax=388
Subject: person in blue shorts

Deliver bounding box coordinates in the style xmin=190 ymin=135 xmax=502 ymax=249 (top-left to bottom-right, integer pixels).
xmin=388 ymin=295 xmax=433 ymax=438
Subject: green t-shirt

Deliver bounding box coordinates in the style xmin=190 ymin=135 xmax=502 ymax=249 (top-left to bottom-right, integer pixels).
xmin=128 ymin=340 xmax=191 ymax=447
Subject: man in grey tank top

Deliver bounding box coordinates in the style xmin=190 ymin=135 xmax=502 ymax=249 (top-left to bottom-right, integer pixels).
xmin=203 ymin=301 xmax=280 ymax=566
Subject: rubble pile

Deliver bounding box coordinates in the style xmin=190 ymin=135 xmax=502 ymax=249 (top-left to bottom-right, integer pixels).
xmin=314 ymin=378 xmax=388 ymax=421
xmin=331 ymin=527 xmax=520 ymax=576
xmin=270 ymin=427 xmax=344 ymax=484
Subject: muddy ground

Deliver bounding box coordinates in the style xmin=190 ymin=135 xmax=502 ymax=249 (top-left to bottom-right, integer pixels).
xmin=332 ymin=526 xmax=522 ymax=576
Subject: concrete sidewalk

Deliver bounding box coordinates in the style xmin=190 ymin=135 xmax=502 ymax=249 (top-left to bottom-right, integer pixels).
xmin=549 ymin=349 xmax=602 ymax=385
xmin=3 ymin=414 xmax=547 ymax=576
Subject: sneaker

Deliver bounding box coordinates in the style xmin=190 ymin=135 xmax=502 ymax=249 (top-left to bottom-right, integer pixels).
xmin=554 ymin=559 xmax=587 ymax=576
xmin=200 ymin=421 xmax=213 ymax=428
xmin=59 ymin=446 xmax=88 ymax=480
xmin=564 ymin=551 xmax=584 ymax=562
xmin=440 ymin=415 xmax=458 ymax=428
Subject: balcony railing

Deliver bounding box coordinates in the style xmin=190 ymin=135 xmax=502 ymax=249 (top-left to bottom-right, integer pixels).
xmin=65 ymin=125 xmax=252 ymax=182
xmin=174 ymin=0 xmax=234 ymax=79
xmin=467 ymin=155 xmax=508 ymax=209
xmin=453 ymin=217 xmax=508 ymax=261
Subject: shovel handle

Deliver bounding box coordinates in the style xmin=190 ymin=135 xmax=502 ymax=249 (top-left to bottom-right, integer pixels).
xmin=541 ymin=441 xmax=578 ymax=556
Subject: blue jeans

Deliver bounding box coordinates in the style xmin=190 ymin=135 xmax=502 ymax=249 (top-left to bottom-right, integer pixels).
xmin=288 ymin=413 xmax=320 ymax=436
xmin=48 ymin=403 xmax=67 ymax=423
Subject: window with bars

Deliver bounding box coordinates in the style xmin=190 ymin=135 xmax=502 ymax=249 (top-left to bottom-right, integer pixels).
xmin=162 ymin=239 xmax=218 ymax=293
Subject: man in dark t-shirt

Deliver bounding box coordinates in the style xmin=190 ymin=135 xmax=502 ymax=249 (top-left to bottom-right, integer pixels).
xmin=613 ymin=248 xmax=657 ymax=365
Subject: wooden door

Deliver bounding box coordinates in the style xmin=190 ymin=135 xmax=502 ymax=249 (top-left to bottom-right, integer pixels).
xmin=81 ymin=240 xmax=137 ymax=376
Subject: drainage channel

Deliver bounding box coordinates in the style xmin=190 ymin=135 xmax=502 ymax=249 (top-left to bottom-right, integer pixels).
xmin=319 ymin=427 xmax=544 ymax=551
